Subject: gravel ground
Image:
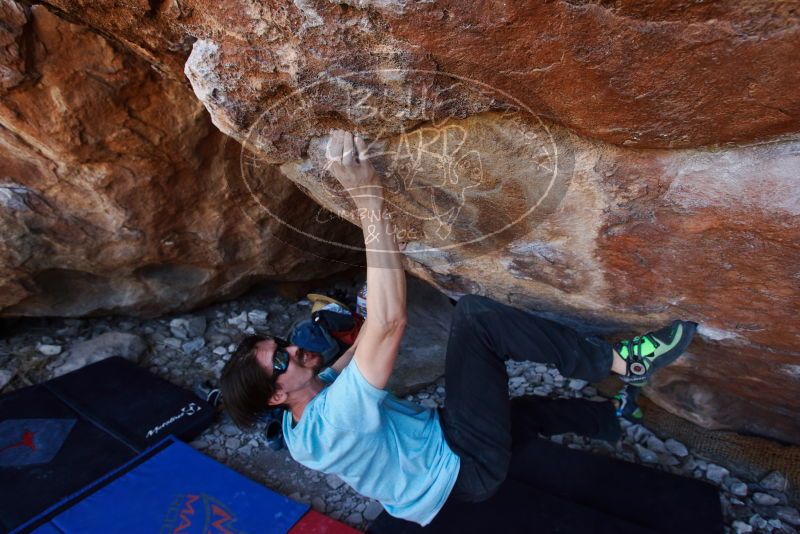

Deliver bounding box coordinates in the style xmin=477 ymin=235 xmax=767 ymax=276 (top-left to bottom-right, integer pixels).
xmin=1 ymin=281 xmax=797 ymax=533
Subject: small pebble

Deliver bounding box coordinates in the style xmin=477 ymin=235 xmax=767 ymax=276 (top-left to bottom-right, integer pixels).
xmin=753 ymin=492 xmax=780 ymax=506
xmin=364 ymin=501 xmax=384 ymax=521
xmin=776 ymin=507 xmax=800 ymax=527
xmin=706 ymin=464 xmax=729 ymax=484
xmin=634 ymin=444 xmax=658 ymax=464
xmin=760 ymin=471 xmax=787 ymax=492
xmin=37 ymin=344 xmax=62 ymax=356
xmin=665 ymin=438 xmax=688 ymax=457
xmin=326 ymin=474 xmax=345 ymax=489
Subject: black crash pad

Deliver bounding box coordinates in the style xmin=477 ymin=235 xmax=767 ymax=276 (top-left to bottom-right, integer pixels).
xmin=0 ymin=357 xmax=214 ymax=532
xmin=369 ymin=438 xmax=723 ymax=534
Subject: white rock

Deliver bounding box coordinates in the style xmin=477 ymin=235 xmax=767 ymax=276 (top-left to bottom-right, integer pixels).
xmin=227 ymin=312 xmax=248 ymax=329
xmin=228 ymin=343 xmax=237 ymax=352
xmin=705 ymin=464 xmax=729 ymax=484
xmin=776 ymin=506 xmax=800 ymax=526
xmin=248 ymin=310 xmax=269 ymax=324
xmin=225 ymin=437 xmax=240 ymax=449
xmin=169 ymin=317 xmax=207 ymax=339
xmin=665 ymin=438 xmax=688 ymax=457
xmin=749 ymin=514 xmax=768 ymax=530
xmin=346 ymin=512 xmax=362 ymax=525
xmin=568 ymin=379 xmax=587 ymax=390
xmin=311 ymin=497 xmax=326 ymax=512
xmin=533 ymin=385 xmax=552 ymax=396
xmin=731 ymin=520 xmax=753 ymax=533
xmin=509 ymin=377 xmax=526 ymax=388
xmin=645 ymin=436 xmax=666 ymax=454
xmin=326 ymin=474 xmax=345 ymax=489
xmin=727 ymin=479 xmax=748 ymax=497
xmin=182 ymin=338 xmax=205 ymax=354
xmin=635 ymin=444 xmax=658 ymax=463
xmin=164 ymin=337 xmax=182 ymax=349
xmin=51 ymin=333 xmax=146 ymax=377
xmin=753 ymin=492 xmax=779 ymax=506
xmin=0 ymin=369 xmax=14 ymax=390
xmin=534 ymin=365 xmax=548 ymax=374
xmin=37 ymin=343 xmax=62 ymax=356
xmin=364 ymin=501 xmax=384 ymax=521
xmin=220 ymin=424 xmax=238 ymax=437
xmin=760 ymin=471 xmax=787 ymax=491
xmin=420 ymin=398 xmax=439 ymax=409
xmin=213 ymin=346 xmax=228 ymax=356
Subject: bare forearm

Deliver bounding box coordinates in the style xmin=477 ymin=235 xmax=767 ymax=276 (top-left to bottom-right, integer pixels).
xmin=356 ymin=197 xmax=406 ymax=327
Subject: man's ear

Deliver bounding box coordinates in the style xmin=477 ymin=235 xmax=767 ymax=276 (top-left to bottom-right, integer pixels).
xmin=268 ymin=389 xmax=287 ymax=407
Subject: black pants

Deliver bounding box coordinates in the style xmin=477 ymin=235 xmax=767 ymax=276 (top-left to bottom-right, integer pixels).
xmin=439 ymin=294 xmax=620 ymax=502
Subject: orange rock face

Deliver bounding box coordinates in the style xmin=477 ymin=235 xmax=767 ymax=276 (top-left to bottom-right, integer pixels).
xmin=2 ymin=0 xmax=799 ymax=442
xmin=0 ymin=3 xmax=360 ymax=317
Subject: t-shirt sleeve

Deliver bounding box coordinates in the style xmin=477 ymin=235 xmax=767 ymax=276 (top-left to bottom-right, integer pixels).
xmin=320 ymin=359 xmax=388 ymax=432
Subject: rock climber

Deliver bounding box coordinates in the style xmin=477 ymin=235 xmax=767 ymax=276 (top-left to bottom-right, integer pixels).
xmin=220 ymin=129 xmax=697 ymax=526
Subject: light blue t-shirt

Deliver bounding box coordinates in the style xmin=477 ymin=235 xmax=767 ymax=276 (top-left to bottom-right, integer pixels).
xmin=282 ymin=360 xmax=461 ymax=526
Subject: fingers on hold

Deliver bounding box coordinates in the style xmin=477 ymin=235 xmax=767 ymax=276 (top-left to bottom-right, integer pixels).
xmin=354 ymin=135 xmax=368 ymax=161
xmin=342 ymin=133 xmax=354 ymax=165
xmin=327 ymin=129 xmax=343 ymax=162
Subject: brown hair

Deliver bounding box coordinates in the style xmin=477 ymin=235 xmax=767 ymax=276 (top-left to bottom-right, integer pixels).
xmin=220 ymin=335 xmax=279 ymax=428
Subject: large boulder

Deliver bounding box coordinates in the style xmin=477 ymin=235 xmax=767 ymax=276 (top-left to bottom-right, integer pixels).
xmin=0 ymin=2 xmax=361 ymax=317
xmin=3 ymin=0 xmax=799 ymax=443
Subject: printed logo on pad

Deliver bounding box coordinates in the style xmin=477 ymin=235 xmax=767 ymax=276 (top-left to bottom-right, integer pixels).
xmin=161 ymin=493 xmax=240 ymax=534
xmin=145 ymin=402 xmax=202 ymax=439
xmin=0 ymin=418 xmax=76 ymax=466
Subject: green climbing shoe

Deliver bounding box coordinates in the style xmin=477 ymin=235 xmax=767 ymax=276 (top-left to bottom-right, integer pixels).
xmin=616 ymin=320 xmax=697 ymax=385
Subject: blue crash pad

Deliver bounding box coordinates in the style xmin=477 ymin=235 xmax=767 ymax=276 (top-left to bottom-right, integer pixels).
xmin=17 ymin=437 xmax=309 ymax=534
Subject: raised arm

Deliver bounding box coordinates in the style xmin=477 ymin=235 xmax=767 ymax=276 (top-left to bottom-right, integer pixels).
xmin=326 ymin=130 xmax=407 ymax=389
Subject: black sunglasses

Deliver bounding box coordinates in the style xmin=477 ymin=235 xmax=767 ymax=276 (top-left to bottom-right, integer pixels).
xmin=271 ymin=337 xmax=290 ymax=377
